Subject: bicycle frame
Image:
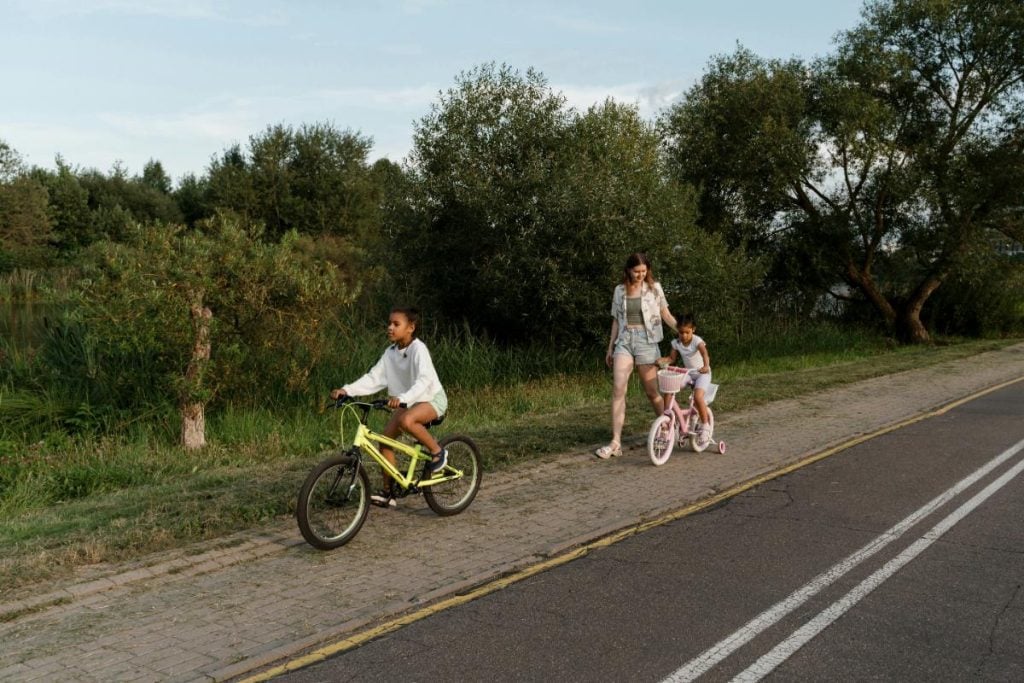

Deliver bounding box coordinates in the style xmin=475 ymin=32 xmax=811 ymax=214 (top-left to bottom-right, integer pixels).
xmin=339 ymin=402 xmax=461 ymax=490
xmin=662 ymin=378 xmax=699 ymax=435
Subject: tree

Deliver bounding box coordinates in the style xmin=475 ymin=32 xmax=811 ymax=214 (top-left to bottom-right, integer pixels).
xmin=74 ymin=214 xmax=354 ymax=448
xmin=206 ymin=122 xmax=381 ymax=242
xmin=141 ymin=159 xmax=173 ymax=195
xmin=402 ymin=63 xmax=755 ymax=343
xmin=0 ymin=142 xmax=53 ymax=271
xmin=661 ymin=0 xmax=1024 ymax=342
xmin=173 ymin=172 xmax=212 ymax=227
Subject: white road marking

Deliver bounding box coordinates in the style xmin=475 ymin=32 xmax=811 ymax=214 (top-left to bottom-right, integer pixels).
xmin=732 ymin=451 xmax=1024 ymax=681
xmin=663 ymin=436 xmax=1024 ymax=683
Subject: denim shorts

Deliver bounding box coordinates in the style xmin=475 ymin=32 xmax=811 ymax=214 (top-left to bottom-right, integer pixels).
xmin=613 ymin=327 xmax=661 ymax=366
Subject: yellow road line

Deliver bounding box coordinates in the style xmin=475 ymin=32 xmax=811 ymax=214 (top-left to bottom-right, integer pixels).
xmin=239 ymin=374 xmax=1024 ymax=682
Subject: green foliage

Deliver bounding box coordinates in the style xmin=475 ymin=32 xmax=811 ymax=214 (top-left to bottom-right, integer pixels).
xmin=0 ymin=175 xmax=53 ymax=271
xmin=403 ymin=63 xmax=758 ymax=344
xmin=924 ymin=240 xmax=1024 ymax=336
xmin=28 ymin=157 xmax=183 ymax=254
xmin=661 ymin=0 xmax=1024 ymax=342
xmin=172 ymin=172 xmax=212 ymax=227
xmin=67 ymin=214 xmax=355 ymax=414
xmin=206 ymin=122 xmax=381 ymax=243
xmin=32 ymin=159 xmax=93 ymax=252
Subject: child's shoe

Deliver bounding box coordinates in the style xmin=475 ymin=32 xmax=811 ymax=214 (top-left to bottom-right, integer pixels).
xmin=370 ymin=489 xmax=397 ymax=508
xmin=428 ymin=448 xmax=448 ymax=475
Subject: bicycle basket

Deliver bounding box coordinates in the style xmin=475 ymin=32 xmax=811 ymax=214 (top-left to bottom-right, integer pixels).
xmin=657 ymin=367 xmax=688 ymax=394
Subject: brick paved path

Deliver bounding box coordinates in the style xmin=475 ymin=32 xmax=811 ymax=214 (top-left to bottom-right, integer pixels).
xmin=2 ymin=343 xmax=1022 ymax=682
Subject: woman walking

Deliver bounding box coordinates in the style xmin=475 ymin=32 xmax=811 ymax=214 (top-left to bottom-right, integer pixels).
xmin=596 ymin=252 xmax=677 ymax=459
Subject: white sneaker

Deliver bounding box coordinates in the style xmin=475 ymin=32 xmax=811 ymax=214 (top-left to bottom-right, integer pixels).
xmin=370 ymin=490 xmax=397 ymax=508
xmin=697 ymin=428 xmax=711 ymax=447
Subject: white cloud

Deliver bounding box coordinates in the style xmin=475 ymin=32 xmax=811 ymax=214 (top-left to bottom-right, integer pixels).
xmin=555 ymin=80 xmax=689 ymax=121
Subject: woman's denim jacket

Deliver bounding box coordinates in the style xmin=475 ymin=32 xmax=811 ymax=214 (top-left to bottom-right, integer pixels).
xmin=611 ymin=281 xmax=669 ymax=343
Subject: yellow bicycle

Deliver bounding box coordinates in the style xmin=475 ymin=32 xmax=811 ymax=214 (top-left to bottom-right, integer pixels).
xmin=296 ymin=396 xmax=482 ymax=550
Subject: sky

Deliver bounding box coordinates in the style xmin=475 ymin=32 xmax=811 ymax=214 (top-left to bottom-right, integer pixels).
xmin=1 ymin=0 xmax=867 ymax=184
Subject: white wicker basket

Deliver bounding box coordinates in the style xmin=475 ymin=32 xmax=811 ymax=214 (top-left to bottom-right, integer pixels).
xmin=657 ymin=367 xmax=688 ymax=393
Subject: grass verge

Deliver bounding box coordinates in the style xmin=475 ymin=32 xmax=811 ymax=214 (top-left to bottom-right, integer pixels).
xmin=1 ymin=336 xmax=1019 ymax=594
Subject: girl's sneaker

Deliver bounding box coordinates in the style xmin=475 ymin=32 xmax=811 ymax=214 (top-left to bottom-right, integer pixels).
xmin=428 ymin=448 xmax=448 ymax=475
xmin=370 ymin=490 xmax=397 ymax=508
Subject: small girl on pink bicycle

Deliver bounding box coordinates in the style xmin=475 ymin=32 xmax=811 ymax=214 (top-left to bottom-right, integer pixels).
xmin=657 ymin=313 xmax=713 ymax=447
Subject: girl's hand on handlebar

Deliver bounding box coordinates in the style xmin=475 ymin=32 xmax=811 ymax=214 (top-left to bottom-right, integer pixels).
xmin=387 ymin=396 xmax=402 ymax=409
xmin=329 ymin=388 xmax=348 ymax=400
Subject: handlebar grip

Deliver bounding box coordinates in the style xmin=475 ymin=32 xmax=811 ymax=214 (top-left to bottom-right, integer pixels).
xmin=370 ymin=400 xmax=408 ymax=410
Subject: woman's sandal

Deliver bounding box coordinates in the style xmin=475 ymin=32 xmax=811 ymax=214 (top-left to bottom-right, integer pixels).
xmin=594 ymin=442 xmax=622 ymax=459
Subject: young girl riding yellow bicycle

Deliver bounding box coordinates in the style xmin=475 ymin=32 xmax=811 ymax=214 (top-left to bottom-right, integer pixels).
xmin=330 ymin=306 xmax=449 ymax=508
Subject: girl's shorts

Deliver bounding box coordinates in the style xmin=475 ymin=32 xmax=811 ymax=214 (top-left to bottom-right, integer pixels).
xmin=426 ymin=387 xmax=448 ymax=418
xmin=612 ymin=327 xmax=660 ymax=366
xmin=687 ymin=369 xmax=712 ymax=392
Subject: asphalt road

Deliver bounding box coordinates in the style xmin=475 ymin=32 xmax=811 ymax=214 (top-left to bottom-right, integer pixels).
xmin=277 ymin=382 xmax=1024 ymax=682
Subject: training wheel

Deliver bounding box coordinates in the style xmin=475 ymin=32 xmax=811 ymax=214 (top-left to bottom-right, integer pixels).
xmin=717 ymin=441 xmax=727 ymax=454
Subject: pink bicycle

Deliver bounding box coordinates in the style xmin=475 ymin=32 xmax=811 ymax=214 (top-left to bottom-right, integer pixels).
xmin=647 ymin=366 xmax=726 ymax=466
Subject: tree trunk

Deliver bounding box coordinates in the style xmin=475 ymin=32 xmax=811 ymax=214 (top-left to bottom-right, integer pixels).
xmin=846 ymin=262 xmax=896 ymax=325
xmin=895 ymin=275 xmax=943 ymax=345
xmin=181 ymin=297 xmax=212 ymax=450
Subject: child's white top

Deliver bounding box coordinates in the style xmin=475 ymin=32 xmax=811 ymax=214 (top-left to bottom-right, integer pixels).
xmin=671 ymin=335 xmax=707 ymax=371
xmin=343 ymin=338 xmax=443 ymax=405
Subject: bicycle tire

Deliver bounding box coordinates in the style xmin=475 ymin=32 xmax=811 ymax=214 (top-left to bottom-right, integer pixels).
xmin=296 ymin=453 xmax=370 ymax=550
xmin=648 ymin=414 xmax=676 ymax=466
xmin=423 ymin=435 xmax=482 ymax=516
xmin=688 ymin=407 xmax=715 ymax=453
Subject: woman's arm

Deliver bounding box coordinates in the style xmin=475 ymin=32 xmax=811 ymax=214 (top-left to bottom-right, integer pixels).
xmin=660 ymin=305 xmax=677 ymax=332
xmin=655 ymin=283 xmax=677 ymax=330
xmin=605 ymin=318 xmax=619 ymax=368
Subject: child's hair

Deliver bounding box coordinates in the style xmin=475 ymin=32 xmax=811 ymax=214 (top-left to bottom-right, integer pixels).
xmin=678 ymin=313 xmax=696 ymax=330
xmin=391 ymin=306 xmax=421 ymax=338
xmin=621 ymin=252 xmax=655 ymax=286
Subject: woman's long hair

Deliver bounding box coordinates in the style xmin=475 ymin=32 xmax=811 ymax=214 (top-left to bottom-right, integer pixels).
xmin=621 ymin=252 xmax=655 ymax=287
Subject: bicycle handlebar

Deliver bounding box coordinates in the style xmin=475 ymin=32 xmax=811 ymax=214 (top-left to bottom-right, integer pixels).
xmin=331 ymin=396 xmax=408 ymax=410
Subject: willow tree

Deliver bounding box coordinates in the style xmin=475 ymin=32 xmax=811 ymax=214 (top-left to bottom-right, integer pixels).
xmin=661 ymin=0 xmax=1024 ymax=342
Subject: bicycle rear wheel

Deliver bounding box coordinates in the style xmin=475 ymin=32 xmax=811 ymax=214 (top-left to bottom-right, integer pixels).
xmin=423 ymin=435 xmax=482 ymax=516
xmin=296 ymin=453 xmax=370 ymax=550
xmin=648 ymin=414 xmax=676 ymax=466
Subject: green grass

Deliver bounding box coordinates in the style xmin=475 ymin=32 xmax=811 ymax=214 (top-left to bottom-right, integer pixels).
xmin=0 ymin=332 xmax=1019 ymax=592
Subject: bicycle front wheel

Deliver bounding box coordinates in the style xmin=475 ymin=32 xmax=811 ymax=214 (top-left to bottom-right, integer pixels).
xmin=296 ymin=453 xmax=370 ymax=550
xmin=423 ymin=435 xmax=482 ymax=516
xmin=648 ymin=414 xmax=676 ymax=466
